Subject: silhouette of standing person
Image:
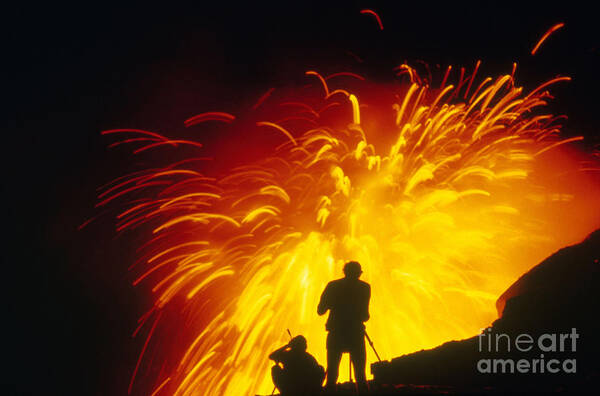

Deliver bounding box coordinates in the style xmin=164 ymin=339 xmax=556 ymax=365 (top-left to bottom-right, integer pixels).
xmin=318 ymin=261 xmax=370 ymax=394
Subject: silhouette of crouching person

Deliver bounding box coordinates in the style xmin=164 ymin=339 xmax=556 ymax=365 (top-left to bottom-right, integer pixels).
xmin=269 ymin=335 xmax=325 ymax=396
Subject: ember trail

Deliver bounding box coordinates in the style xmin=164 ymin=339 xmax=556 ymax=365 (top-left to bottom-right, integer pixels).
xmin=99 ymin=65 xmax=598 ymax=396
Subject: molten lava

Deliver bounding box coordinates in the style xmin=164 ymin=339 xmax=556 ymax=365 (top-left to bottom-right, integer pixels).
xmin=99 ymin=66 xmax=600 ymax=396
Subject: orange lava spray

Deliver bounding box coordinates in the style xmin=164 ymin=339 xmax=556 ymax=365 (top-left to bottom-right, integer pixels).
xmin=99 ymin=66 xmax=600 ymax=396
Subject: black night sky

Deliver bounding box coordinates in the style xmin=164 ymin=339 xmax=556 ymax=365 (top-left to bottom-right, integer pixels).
xmin=5 ymin=2 xmax=599 ymax=395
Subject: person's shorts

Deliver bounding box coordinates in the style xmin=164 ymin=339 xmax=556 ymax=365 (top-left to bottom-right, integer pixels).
xmin=326 ymin=330 xmax=365 ymax=352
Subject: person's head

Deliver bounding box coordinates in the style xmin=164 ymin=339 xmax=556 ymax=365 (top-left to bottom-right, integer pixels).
xmin=289 ymin=335 xmax=307 ymax=351
xmin=343 ymin=261 xmax=362 ymax=279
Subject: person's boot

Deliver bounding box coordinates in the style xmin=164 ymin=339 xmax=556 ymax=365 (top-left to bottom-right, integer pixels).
xmin=323 ymin=382 xmax=336 ymax=395
xmin=356 ymin=380 xmax=369 ymax=396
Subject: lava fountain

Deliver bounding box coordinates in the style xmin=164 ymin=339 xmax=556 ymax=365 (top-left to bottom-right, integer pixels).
xmin=97 ymin=65 xmax=600 ymax=395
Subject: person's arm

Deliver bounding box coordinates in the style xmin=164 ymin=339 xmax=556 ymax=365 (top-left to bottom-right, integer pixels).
xmin=317 ymin=283 xmax=330 ymax=316
xmin=269 ymin=344 xmax=290 ymax=362
xmin=361 ymin=283 xmax=371 ymax=322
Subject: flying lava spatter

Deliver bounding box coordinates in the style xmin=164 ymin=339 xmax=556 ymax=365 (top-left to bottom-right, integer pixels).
xmin=95 ymin=22 xmax=600 ymax=396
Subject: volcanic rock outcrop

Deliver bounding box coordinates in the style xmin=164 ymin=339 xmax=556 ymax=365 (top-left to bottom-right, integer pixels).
xmin=371 ymin=229 xmax=600 ymax=393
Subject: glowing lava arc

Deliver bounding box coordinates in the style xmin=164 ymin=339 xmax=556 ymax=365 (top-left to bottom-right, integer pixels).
xmin=531 ymin=22 xmax=565 ymax=55
xmin=99 ymin=66 xmax=599 ymax=396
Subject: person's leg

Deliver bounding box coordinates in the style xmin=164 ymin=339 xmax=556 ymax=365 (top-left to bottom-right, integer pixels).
xmin=271 ymin=365 xmax=284 ymax=391
xmin=326 ymin=332 xmax=343 ymax=389
xmin=350 ymin=335 xmax=369 ymax=395
xmin=272 ymin=365 xmax=295 ymax=395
